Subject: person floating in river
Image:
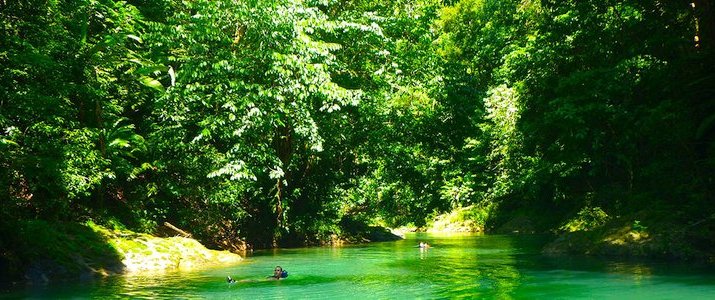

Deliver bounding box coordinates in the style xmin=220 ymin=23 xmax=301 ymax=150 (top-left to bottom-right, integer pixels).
xmin=268 ymin=266 xmax=288 ymax=280
xmin=227 ymin=266 xmax=288 ymax=284
xmin=419 ymin=242 xmax=431 ymax=249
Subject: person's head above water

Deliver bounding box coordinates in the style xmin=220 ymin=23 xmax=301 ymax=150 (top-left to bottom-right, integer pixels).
xmin=270 ymin=266 xmax=288 ymax=279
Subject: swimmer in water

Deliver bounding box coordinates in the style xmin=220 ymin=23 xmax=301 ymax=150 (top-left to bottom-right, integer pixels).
xmin=267 ymin=266 xmax=287 ymax=280
xmin=227 ymin=266 xmax=288 ymax=283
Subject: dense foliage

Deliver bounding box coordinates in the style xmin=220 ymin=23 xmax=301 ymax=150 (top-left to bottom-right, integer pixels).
xmin=2 ymin=0 xmax=713 ymax=252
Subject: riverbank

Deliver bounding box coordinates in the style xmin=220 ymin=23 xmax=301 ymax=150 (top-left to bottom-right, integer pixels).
xmin=542 ymin=218 xmax=715 ymax=262
xmin=328 ymin=222 xmax=403 ymax=245
xmin=419 ymin=206 xmax=715 ymax=262
xmin=0 ymin=220 xmax=241 ymax=285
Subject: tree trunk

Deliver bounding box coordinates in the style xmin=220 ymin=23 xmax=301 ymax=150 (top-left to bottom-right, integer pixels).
xmin=272 ymin=123 xmax=293 ymax=244
xmin=164 ymin=222 xmax=192 ymax=238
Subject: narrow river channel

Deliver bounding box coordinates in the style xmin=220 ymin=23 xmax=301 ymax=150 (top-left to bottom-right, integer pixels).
xmin=5 ymin=233 xmax=715 ymax=299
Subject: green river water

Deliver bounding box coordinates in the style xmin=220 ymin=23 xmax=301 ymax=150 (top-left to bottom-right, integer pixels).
xmin=4 ymin=233 xmax=715 ymax=299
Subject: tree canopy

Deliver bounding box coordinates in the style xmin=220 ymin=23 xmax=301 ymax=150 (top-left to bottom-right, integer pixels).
xmin=2 ymin=0 xmax=713 ymax=251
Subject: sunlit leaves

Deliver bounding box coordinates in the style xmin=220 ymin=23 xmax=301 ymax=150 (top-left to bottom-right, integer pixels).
xmin=207 ymin=161 xmax=256 ymax=181
xmin=140 ymin=76 xmax=164 ymax=92
xmin=435 ymin=0 xmax=714 ymax=237
xmin=60 ymin=128 xmax=112 ymax=200
xmin=4 ymin=0 xmax=710 ymax=247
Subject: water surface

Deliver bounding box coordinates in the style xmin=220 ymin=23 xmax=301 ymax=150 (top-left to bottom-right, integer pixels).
xmin=4 ymin=233 xmax=715 ymax=299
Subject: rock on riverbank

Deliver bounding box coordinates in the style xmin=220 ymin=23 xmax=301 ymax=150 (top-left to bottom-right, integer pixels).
xmin=0 ymin=220 xmax=242 ymax=284
xmin=102 ymin=228 xmax=242 ymax=273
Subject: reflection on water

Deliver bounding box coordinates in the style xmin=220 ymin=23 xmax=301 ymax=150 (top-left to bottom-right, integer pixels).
xmin=605 ymin=262 xmax=653 ymax=284
xmin=4 ymin=233 xmax=715 ymax=299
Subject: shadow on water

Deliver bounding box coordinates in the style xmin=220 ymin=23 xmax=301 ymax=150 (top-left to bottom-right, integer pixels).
xmin=0 ymin=220 xmax=125 ymax=296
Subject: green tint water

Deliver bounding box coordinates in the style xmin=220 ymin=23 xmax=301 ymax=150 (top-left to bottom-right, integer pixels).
xmin=4 ymin=233 xmax=715 ymax=299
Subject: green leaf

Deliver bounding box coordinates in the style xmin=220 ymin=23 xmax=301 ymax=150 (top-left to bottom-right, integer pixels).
xmin=140 ymin=76 xmax=164 ymax=92
xmin=109 ymin=138 xmax=131 ymax=148
xmin=136 ymin=65 xmax=166 ymax=76
xmin=126 ymin=34 xmax=142 ymax=43
xmin=1 ymin=138 xmax=19 ymax=146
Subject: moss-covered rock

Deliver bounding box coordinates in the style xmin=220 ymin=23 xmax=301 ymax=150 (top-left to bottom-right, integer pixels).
xmin=0 ymin=220 xmax=242 ymax=284
xmin=89 ymin=221 xmax=242 ymax=273
xmin=332 ymin=226 xmax=403 ymax=245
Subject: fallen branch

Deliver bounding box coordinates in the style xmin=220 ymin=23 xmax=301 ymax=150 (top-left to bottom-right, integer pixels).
xmin=164 ymin=222 xmax=192 ymax=238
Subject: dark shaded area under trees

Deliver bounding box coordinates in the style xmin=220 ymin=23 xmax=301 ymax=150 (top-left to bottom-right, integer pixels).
xmin=2 ymin=0 xmax=714 ymax=272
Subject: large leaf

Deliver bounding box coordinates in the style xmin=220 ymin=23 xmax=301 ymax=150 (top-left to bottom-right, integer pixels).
xmin=140 ymin=76 xmax=164 ymax=92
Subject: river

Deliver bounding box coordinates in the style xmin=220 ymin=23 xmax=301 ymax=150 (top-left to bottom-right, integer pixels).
xmin=4 ymin=233 xmax=715 ymax=299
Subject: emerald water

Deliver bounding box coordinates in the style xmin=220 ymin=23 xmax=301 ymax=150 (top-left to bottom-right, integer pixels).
xmin=4 ymin=233 xmax=715 ymax=299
